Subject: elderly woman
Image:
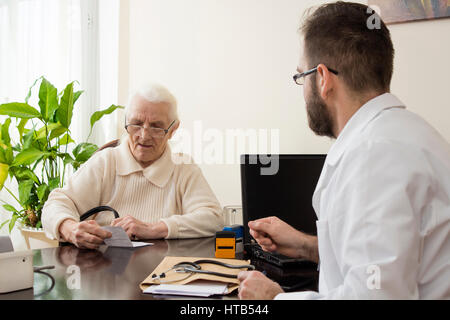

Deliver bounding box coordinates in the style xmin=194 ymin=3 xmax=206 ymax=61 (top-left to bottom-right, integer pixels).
xmin=42 ymin=84 xmax=224 ymax=249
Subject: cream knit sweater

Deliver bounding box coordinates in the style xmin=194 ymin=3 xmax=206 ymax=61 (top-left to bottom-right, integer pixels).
xmin=42 ymin=137 xmax=224 ymax=240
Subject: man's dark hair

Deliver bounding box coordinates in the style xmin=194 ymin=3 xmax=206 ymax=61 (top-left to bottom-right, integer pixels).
xmin=300 ymin=1 xmax=394 ymax=93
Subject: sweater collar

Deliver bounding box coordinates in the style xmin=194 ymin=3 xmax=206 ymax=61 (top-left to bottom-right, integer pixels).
xmin=115 ymin=136 xmax=175 ymax=188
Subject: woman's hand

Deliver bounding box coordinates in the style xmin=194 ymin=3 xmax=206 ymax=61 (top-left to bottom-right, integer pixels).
xmin=110 ymin=215 xmax=168 ymax=240
xmin=59 ymin=219 xmax=112 ymax=250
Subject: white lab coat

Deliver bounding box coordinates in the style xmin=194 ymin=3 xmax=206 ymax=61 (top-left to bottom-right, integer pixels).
xmin=276 ymin=93 xmax=450 ymax=299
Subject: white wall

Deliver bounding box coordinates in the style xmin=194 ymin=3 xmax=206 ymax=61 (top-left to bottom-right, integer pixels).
xmin=389 ymin=17 xmax=450 ymax=140
xmin=124 ymin=0 xmax=450 ymax=208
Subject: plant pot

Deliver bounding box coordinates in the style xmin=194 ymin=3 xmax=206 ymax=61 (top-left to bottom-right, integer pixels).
xmin=19 ymin=225 xmax=58 ymax=250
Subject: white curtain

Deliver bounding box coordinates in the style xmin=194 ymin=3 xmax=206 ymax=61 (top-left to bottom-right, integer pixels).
xmin=0 ymin=0 xmax=120 ymax=241
xmin=0 ymin=0 xmax=83 ymax=108
xmin=0 ymin=0 xmax=120 ymax=144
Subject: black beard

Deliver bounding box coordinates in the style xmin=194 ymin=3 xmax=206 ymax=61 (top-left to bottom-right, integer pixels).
xmin=306 ymin=81 xmax=335 ymax=138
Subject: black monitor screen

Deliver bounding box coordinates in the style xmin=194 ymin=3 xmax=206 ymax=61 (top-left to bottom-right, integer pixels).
xmin=240 ymin=154 xmax=326 ymax=245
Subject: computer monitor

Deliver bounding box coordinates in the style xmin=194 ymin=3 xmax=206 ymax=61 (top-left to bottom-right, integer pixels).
xmin=240 ymin=154 xmax=326 ymax=246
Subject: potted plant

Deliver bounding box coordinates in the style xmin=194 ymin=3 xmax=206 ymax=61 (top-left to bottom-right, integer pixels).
xmin=0 ymin=77 xmax=123 ymax=248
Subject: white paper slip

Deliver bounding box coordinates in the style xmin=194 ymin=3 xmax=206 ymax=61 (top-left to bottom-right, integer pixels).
xmin=131 ymin=241 xmax=153 ymax=248
xmin=102 ymin=226 xmax=133 ymax=247
xmin=101 ymin=226 xmax=154 ymax=247
xmin=144 ymin=280 xmax=228 ymax=297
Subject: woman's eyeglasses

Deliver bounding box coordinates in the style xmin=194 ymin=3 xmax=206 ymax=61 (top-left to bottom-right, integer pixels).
xmin=125 ymin=119 xmax=176 ymax=138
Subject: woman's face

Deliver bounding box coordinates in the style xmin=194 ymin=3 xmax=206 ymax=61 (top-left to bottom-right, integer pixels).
xmin=126 ymin=95 xmax=176 ymax=167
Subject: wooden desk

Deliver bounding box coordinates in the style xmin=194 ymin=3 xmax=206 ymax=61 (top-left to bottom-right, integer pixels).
xmin=0 ymin=237 xmax=318 ymax=300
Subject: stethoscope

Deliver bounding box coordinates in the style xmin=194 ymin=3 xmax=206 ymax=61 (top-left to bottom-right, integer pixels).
xmin=151 ymin=259 xmax=255 ymax=284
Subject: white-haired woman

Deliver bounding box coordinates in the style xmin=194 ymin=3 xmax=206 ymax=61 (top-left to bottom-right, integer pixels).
xmin=42 ymin=84 xmax=224 ymax=249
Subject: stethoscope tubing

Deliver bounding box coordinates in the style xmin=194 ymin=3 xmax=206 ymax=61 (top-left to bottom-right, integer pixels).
xmin=152 ymin=259 xmax=255 ymax=283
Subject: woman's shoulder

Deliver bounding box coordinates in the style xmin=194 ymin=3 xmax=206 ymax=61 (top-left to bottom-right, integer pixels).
xmin=77 ymin=142 xmax=119 ymax=172
xmin=170 ymin=152 xmax=200 ymax=172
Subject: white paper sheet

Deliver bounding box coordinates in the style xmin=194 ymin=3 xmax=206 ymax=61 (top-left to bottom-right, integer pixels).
xmin=144 ymin=280 xmax=228 ymax=297
xmin=131 ymin=241 xmax=153 ymax=248
xmin=101 ymin=226 xmax=153 ymax=248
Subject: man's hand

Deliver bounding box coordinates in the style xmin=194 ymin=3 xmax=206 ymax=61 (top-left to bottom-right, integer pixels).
xmin=249 ymin=216 xmax=319 ymax=263
xmin=238 ymin=271 xmax=284 ymax=300
xmin=59 ymin=219 xmax=112 ymax=250
xmin=110 ymin=215 xmax=168 ymax=240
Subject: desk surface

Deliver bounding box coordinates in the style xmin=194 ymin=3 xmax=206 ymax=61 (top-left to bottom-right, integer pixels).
xmin=0 ymin=237 xmax=318 ymax=300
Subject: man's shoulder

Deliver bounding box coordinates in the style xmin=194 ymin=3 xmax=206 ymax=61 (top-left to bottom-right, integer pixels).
xmin=340 ymin=110 xmax=450 ymax=179
xmin=360 ymin=108 xmax=450 ymax=157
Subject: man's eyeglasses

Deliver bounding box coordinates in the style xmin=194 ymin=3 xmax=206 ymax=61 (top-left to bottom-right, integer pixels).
xmin=125 ymin=119 xmax=176 ymax=138
xmin=293 ymin=66 xmax=339 ymax=85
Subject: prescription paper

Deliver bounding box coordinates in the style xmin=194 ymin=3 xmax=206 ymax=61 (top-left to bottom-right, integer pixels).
xmin=101 ymin=226 xmax=153 ymax=248
xmin=140 ymin=256 xmax=252 ymax=295
xmin=144 ymin=280 xmax=229 ymax=297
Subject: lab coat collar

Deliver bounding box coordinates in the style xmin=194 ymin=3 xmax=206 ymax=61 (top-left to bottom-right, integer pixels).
xmin=326 ymin=93 xmax=405 ymax=166
xmin=115 ymin=136 xmax=175 ymax=188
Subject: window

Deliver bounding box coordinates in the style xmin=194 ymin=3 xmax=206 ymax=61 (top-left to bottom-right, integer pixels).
xmin=0 ymin=0 xmax=120 ymax=145
xmin=0 ymin=0 xmax=121 ymax=238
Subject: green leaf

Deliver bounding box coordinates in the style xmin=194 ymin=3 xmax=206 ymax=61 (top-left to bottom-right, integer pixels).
xmin=2 ymin=204 xmax=17 ymax=212
xmin=18 ymin=179 xmax=34 ymax=205
xmin=89 ymin=104 xmax=124 ymax=131
xmin=49 ymin=125 xmax=68 ymax=141
xmin=0 ymin=219 xmax=10 ymax=231
xmin=59 ymin=133 xmax=75 ymax=145
xmin=12 ymin=144 xmax=21 ymax=152
xmin=57 ymin=82 xmax=76 ymax=129
xmin=17 ymin=118 xmax=29 ymax=142
xmin=4 ymin=146 xmax=13 ymax=165
xmin=0 ymin=147 xmax=6 ymax=163
xmin=62 ymin=153 xmax=74 ymax=166
xmin=35 ymin=221 xmax=42 ymax=229
xmin=35 ymin=122 xmax=61 ymax=140
xmin=72 ymin=161 xmax=80 ymax=171
xmin=22 ymin=127 xmax=36 ymax=149
xmin=37 ymin=184 xmax=50 ymax=202
xmin=13 ymin=167 xmax=40 ymax=183
xmin=48 ymin=177 xmax=60 ymax=191
xmin=0 ymin=102 xmax=41 ymax=119
xmin=12 ymin=148 xmax=48 ymax=166
xmin=38 ymin=78 xmax=59 ymax=121
xmin=1 ymin=118 xmax=11 ymax=145
xmin=25 ymin=76 xmax=43 ymax=104
xmin=9 ymin=214 xmax=18 ymax=233
xmin=73 ymin=143 xmax=98 ymax=162
xmin=0 ymin=163 xmax=9 ymax=190
xmin=73 ymin=90 xmax=83 ymax=103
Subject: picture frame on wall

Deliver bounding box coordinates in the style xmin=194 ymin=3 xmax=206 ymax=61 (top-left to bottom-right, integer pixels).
xmin=368 ymin=0 xmax=450 ymax=24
